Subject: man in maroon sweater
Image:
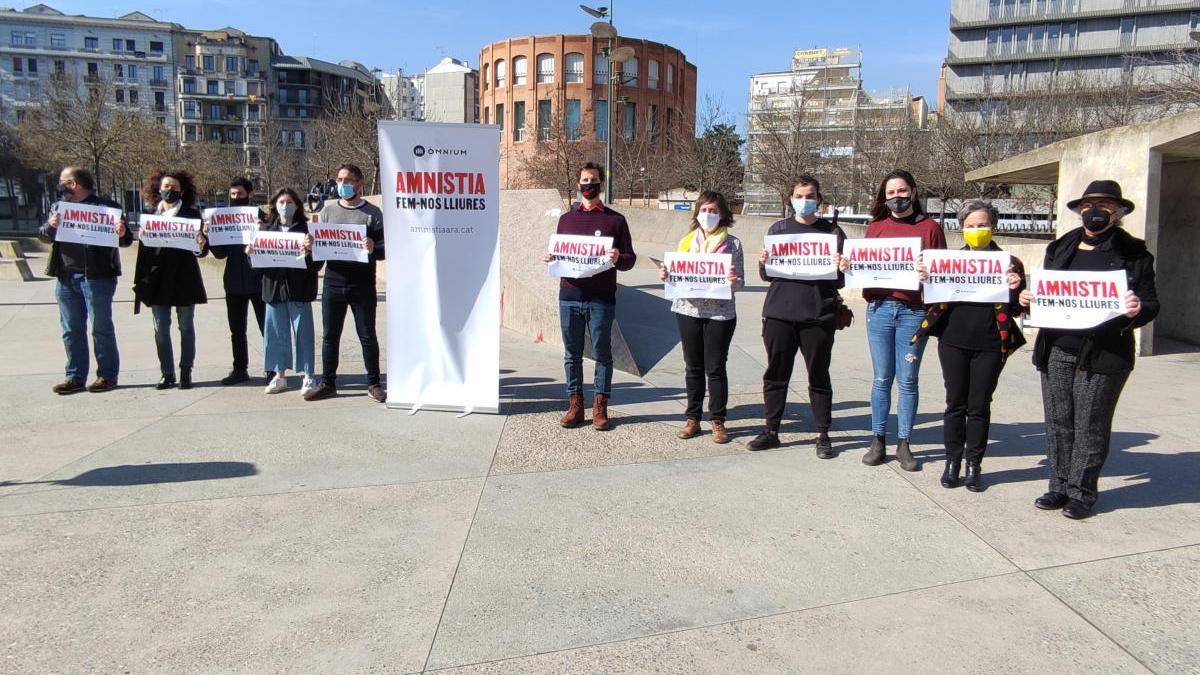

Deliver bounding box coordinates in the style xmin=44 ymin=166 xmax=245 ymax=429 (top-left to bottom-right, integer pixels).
xmin=541 ymin=163 xmax=636 ymax=430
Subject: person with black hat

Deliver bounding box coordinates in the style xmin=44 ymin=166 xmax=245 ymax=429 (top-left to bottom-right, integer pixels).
xmin=1019 ymin=179 xmax=1159 ymax=520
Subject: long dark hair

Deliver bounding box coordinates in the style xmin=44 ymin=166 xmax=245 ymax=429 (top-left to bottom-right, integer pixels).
xmin=142 ymin=169 xmax=197 ymax=209
xmin=690 ymin=190 xmax=734 ymax=230
xmin=265 ymin=187 xmax=308 ymax=226
xmin=869 ymin=169 xmax=925 ymax=222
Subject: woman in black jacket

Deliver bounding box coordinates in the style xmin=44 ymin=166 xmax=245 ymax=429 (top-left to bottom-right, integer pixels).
xmin=912 ymin=199 xmax=1026 ymax=492
xmin=133 ymin=170 xmax=208 ymax=390
xmin=1019 ymin=180 xmax=1159 ymax=520
xmin=250 ymin=187 xmax=322 ymax=397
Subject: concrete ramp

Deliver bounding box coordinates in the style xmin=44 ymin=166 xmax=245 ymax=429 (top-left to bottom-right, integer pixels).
xmin=0 ymin=239 xmax=35 ymax=281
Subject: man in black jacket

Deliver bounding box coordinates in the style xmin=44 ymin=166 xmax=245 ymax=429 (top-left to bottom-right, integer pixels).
xmin=208 ymin=176 xmax=266 ymax=385
xmin=38 ymin=166 xmax=133 ymax=394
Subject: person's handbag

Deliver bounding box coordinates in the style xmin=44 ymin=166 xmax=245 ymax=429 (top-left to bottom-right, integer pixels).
xmin=834 ymin=295 xmax=854 ymax=330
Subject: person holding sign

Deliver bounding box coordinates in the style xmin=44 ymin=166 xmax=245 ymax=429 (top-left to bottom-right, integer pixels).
xmin=657 ymin=191 xmax=743 ymax=444
xmin=38 ymin=166 xmax=133 ymax=394
xmin=132 ymin=170 xmax=209 ymax=390
xmin=207 ymin=176 xmax=266 ymax=386
xmin=541 ymin=162 xmax=636 ymax=431
xmin=252 ymin=188 xmax=323 ymax=397
xmin=747 ymin=176 xmax=847 ymax=456
xmin=911 ymin=200 xmax=1026 ymax=491
xmin=303 ymin=163 xmax=386 ymax=404
xmin=849 ymin=169 xmax=947 ymax=470
xmin=1019 ymin=180 xmax=1159 ymax=520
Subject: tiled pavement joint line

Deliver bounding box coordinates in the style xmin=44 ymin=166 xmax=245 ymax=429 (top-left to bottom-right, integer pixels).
xmin=421 ymin=414 xmax=509 ymax=673
xmin=1024 ymin=540 xmax=1200 ymax=574
xmin=420 ymin=570 xmax=1027 ymax=673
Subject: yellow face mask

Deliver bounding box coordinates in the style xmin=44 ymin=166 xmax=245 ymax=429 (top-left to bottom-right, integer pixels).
xmin=963 ymin=227 xmax=993 ymax=249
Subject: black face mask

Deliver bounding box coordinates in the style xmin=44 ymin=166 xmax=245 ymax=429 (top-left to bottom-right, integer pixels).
xmin=57 ymin=183 xmax=74 ymax=200
xmin=885 ymin=196 xmax=913 ymax=214
xmin=160 ymin=188 xmax=181 ymax=204
xmin=229 ymin=197 xmax=250 ymax=206
xmin=579 ymin=182 xmax=601 ymax=200
xmin=1082 ymin=207 xmax=1111 ymax=232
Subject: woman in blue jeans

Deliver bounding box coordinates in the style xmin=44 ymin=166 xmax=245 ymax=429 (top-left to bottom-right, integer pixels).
xmin=843 ymin=170 xmax=947 ymax=470
xmin=132 ymin=170 xmax=209 ymax=390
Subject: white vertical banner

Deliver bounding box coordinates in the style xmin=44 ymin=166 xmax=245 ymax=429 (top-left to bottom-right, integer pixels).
xmin=379 ymin=121 xmax=501 ymax=413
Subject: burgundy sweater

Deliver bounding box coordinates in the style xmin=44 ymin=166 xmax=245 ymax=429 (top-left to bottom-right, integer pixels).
xmin=862 ymin=213 xmax=947 ymax=305
xmin=556 ymin=204 xmax=636 ymax=303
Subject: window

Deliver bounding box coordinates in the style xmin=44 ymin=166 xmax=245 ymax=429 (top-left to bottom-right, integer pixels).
xmin=594 ymin=53 xmax=609 ymax=84
xmin=113 ymin=64 xmax=124 ymax=79
xmin=482 ymin=63 xmax=489 ymax=90
xmin=153 ymin=65 xmax=165 ymax=83
xmin=11 ymin=57 xmax=21 ymax=73
xmin=50 ymin=33 xmax=65 ymax=48
xmin=621 ymin=57 xmax=638 ymax=86
xmin=536 ymin=53 xmax=554 ymax=84
xmin=483 ymin=106 xmax=489 ymax=124
xmin=86 ymin=62 xmax=98 ymax=78
xmin=185 ymin=125 xmax=198 ymax=142
xmin=648 ymin=60 xmax=659 ymax=89
xmin=224 ymin=80 xmax=236 ymax=94
xmin=150 ymin=41 xmax=163 ymax=53
xmin=207 ymin=80 xmax=219 ymax=95
xmin=665 ymin=107 xmax=674 ymax=149
xmin=203 ymin=55 xmax=214 ymax=71
xmin=185 ymin=55 xmax=195 ymax=69
xmin=227 ymin=128 xmax=241 ymax=144
xmin=226 ymin=56 xmax=238 ymax=73
xmin=248 ymin=104 xmax=260 ymax=121
xmin=513 ymin=56 xmax=527 ymax=86
xmin=496 ymin=102 xmax=504 ymax=132
xmin=1047 ymin=24 xmax=1061 ymax=51
xmin=565 ymin=52 xmax=584 ymax=83
xmin=129 ymin=90 xmax=138 ymax=105
xmin=495 ymin=59 xmax=506 ymax=87
xmin=1120 ymin=17 xmax=1135 ymax=47
xmin=248 ymin=81 xmax=259 ymax=96
xmin=128 ymin=64 xmax=137 ymax=80
xmin=1000 ymin=27 xmax=1013 ymax=55
xmin=295 ymin=130 xmax=305 ymax=148
xmin=249 ymin=150 xmax=260 ymax=168
xmin=623 ymin=101 xmax=636 ymax=141
xmin=1064 ymin=22 xmax=1077 ymax=51
xmin=1015 ymin=26 xmax=1028 ymax=54
xmin=513 ymin=101 xmax=526 ymax=141
xmin=182 ymin=77 xmax=196 ymax=94
xmin=249 ymin=127 xmax=260 ymax=145
xmin=154 ymin=91 xmax=165 ymax=110
xmin=115 ymin=89 xmax=125 ymax=103
xmin=667 ymin=64 xmax=674 ymax=92
xmin=537 ymin=99 xmax=552 ymax=140
xmin=248 ymin=59 xmax=259 ymax=75
xmin=26 ymin=58 xmax=36 ymax=75
xmin=113 ymin=38 xmax=123 ymax=51
xmin=85 ymin=37 xmax=98 ymax=50
xmin=54 ymin=60 xmax=65 ymax=74
xmin=210 ymin=104 xmax=222 ymax=120
xmin=594 ymin=99 xmax=608 ymax=141
xmin=566 ymin=99 xmax=581 ymax=141
xmin=648 ymin=104 xmax=658 ymax=144
xmin=1032 ymin=25 xmax=1045 ymax=52
xmin=183 ymin=100 xmax=199 ymax=118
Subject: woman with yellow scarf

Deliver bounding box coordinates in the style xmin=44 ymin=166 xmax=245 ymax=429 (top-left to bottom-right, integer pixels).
xmin=658 ymin=191 xmax=744 ymax=443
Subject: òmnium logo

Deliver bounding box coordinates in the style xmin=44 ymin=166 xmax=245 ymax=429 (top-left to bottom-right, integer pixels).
xmin=413 ymin=144 xmax=468 ymax=158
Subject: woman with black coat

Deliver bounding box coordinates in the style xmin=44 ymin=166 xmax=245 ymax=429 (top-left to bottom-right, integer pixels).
xmin=133 ymin=170 xmax=208 ymax=390
xmin=1019 ymin=180 xmax=1159 ymax=520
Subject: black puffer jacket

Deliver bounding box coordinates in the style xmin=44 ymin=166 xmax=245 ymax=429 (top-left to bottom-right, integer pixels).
xmin=132 ymin=205 xmax=209 ymax=307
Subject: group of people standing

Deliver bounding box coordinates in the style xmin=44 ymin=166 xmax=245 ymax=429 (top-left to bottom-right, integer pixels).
xmin=39 ymin=163 xmax=386 ymax=403
xmin=547 ymin=165 xmax=1158 ymax=520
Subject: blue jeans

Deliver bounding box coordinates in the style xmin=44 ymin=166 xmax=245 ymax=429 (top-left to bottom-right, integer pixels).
xmin=264 ymin=302 xmax=315 ymax=374
xmin=865 ymin=299 xmax=929 ymax=439
xmin=56 ymin=274 xmax=119 ymax=382
xmin=559 ymin=299 xmax=615 ymax=397
xmin=150 ymin=305 xmax=196 ymax=376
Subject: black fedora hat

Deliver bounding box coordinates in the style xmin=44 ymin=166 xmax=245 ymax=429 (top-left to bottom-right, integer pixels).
xmin=1066 ymin=179 xmax=1135 ymax=213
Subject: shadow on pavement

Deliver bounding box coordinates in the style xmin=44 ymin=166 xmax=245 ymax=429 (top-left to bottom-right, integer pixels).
xmin=500 ymin=376 xmax=685 ymax=415
xmin=1 ymin=461 xmax=258 ymax=487
xmin=614 ymin=284 xmax=679 ymax=374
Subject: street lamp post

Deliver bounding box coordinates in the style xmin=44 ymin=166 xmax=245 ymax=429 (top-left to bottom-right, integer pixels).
xmin=581 ymin=3 xmax=631 ymax=204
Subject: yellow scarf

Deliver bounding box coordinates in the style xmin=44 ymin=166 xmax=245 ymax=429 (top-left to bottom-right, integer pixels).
xmin=679 ymin=226 xmax=728 ymax=254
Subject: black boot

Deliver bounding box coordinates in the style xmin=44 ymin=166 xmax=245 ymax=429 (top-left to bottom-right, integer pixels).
xmin=815 ymin=433 xmax=834 ymax=459
xmin=964 ymin=461 xmax=983 ymax=492
xmin=156 ymin=373 xmax=176 ymax=390
xmin=221 ymin=368 xmax=250 ymax=385
xmin=940 ymin=458 xmax=961 ymax=488
xmin=895 ymin=438 xmax=919 ymax=472
xmin=179 ymin=368 xmax=193 ymax=390
xmin=862 ymin=435 xmax=885 ymax=465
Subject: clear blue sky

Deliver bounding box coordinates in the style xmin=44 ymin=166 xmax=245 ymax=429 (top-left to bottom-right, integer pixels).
xmin=44 ymin=0 xmax=952 ymax=130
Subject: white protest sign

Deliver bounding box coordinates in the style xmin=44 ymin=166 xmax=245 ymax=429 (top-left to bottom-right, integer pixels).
xmin=547 ymin=234 xmax=614 ymax=279
xmin=763 ymin=233 xmax=838 ymax=280
xmin=54 ymin=201 xmax=121 ymax=248
xmin=922 ymin=249 xmax=1011 ymax=304
xmin=663 ymin=252 xmax=733 ymax=300
xmin=311 ymin=223 xmax=368 ymax=263
xmin=842 ymin=237 xmax=921 ymax=290
xmin=203 ymin=206 xmax=259 ymax=246
xmin=249 ymin=231 xmax=307 ymax=269
xmin=138 ymin=214 xmax=201 ymax=254
xmin=1025 ymin=269 xmax=1128 ymax=330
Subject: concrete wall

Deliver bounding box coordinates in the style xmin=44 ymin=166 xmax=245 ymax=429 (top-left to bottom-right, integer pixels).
xmin=1155 ymin=159 xmax=1200 ymax=345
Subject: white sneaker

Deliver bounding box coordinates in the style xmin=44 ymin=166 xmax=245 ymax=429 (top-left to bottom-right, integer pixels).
xmin=300 ymin=376 xmax=319 ymax=397
xmin=265 ymin=374 xmax=289 ymax=394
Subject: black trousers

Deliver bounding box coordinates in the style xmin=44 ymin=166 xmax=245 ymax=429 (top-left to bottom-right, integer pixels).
xmin=226 ymin=292 xmax=266 ymax=371
xmin=938 ymin=342 xmax=1004 ymax=463
xmin=1041 ymin=345 xmax=1130 ymax=507
xmin=676 ymin=314 xmax=736 ymax=420
xmin=762 ymin=317 xmax=835 ymax=434
xmin=321 ymin=284 xmax=381 ymax=386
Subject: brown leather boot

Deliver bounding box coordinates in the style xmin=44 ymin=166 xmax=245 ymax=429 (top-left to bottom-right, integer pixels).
xmin=711 ymin=419 xmax=729 ymax=444
xmin=592 ymin=394 xmax=611 ymax=431
xmin=560 ymin=393 xmax=585 ymax=428
xmin=676 ymin=418 xmax=701 ymax=439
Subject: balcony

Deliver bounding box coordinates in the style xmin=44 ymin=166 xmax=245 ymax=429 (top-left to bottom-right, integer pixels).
xmin=951 ymin=2 xmax=1200 ymax=30
xmin=149 ymin=78 xmax=169 ymax=88
xmin=946 ymin=40 xmax=1200 ymax=65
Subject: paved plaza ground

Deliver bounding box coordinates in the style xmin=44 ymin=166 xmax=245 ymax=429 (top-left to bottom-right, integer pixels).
xmin=2 ymin=246 xmax=1198 ymax=673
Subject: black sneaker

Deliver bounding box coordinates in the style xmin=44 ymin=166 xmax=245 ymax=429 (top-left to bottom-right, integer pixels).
xmin=747 ymin=431 xmax=780 ymax=451
xmin=815 ymin=435 xmax=834 ymax=459
xmin=221 ymin=369 xmax=251 ymax=385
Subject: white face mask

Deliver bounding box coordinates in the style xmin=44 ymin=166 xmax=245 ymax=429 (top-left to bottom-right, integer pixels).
xmin=791 ymin=198 xmax=819 ymax=217
xmin=697 ymin=211 xmax=721 ymax=232
xmin=277 ymin=203 xmax=295 ymax=221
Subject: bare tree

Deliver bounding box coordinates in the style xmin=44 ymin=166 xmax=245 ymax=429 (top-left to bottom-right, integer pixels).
xmin=512 ymin=95 xmax=602 ymax=201
xmin=674 ymin=94 xmax=745 ymax=202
